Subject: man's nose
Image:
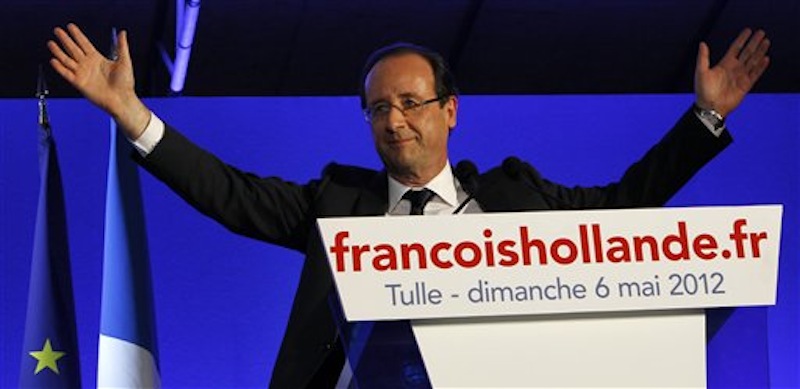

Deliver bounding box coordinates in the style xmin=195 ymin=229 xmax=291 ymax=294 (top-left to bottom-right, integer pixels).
xmin=385 ymin=105 xmax=407 ymax=132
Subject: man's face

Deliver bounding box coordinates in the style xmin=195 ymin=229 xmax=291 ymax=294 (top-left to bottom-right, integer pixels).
xmin=364 ymin=53 xmax=457 ymax=184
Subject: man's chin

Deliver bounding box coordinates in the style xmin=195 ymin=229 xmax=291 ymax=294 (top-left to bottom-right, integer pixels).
xmin=382 ymin=156 xmax=418 ymax=175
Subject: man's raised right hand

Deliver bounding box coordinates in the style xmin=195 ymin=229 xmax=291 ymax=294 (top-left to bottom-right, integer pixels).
xmin=49 ymin=23 xmax=151 ymax=140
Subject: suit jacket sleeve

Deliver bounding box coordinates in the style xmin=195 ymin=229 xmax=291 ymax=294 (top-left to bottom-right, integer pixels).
xmin=135 ymin=124 xmax=319 ymax=252
xmin=509 ymin=107 xmax=733 ymax=209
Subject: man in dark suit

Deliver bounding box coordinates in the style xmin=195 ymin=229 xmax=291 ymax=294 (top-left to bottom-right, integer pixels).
xmin=49 ymin=24 xmax=769 ymax=387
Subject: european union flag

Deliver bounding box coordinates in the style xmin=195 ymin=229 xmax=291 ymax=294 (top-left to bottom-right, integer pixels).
xmin=96 ymin=120 xmax=161 ymax=388
xmin=19 ymin=75 xmax=82 ymax=388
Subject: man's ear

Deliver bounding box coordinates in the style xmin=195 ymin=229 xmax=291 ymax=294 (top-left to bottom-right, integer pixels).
xmin=446 ymin=95 xmax=458 ymax=130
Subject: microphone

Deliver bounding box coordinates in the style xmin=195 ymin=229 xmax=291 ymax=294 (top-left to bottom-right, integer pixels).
xmin=453 ymin=160 xmax=479 ymax=214
xmin=501 ymin=157 xmax=579 ymax=210
xmin=455 ymin=160 xmax=479 ymax=196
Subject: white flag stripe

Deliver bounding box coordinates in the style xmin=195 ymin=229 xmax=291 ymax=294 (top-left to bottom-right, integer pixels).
xmin=97 ymin=334 xmax=161 ymax=389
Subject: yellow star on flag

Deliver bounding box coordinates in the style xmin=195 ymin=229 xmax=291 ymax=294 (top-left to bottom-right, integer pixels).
xmin=29 ymin=338 xmax=66 ymax=374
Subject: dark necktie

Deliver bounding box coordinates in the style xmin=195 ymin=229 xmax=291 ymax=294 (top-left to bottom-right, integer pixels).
xmin=403 ymin=189 xmax=435 ymax=215
xmin=346 ymin=189 xmax=435 ymax=388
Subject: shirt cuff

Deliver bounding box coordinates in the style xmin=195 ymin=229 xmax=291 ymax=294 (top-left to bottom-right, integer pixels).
xmin=129 ymin=112 xmax=165 ymax=156
xmin=693 ymin=110 xmax=726 ymax=138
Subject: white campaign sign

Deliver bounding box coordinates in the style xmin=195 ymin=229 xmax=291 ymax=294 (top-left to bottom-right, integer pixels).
xmin=317 ymin=205 xmax=782 ymax=321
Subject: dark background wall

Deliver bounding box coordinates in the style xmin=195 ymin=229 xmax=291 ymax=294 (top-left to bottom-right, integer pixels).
xmin=2 ymin=1 xmax=798 ymax=98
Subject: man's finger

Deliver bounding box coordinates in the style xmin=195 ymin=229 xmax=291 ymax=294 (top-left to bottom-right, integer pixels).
xmin=696 ymin=42 xmax=710 ymax=74
xmin=743 ymin=35 xmax=769 ymax=73
xmin=54 ymin=26 xmax=86 ymax=59
xmin=49 ymin=58 xmax=75 ymax=85
xmin=67 ymin=23 xmax=99 ymax=57
xmin=745 ymin=30 xmax=767 ymax=52
xmin=722 ymin=28 xmax=753 ymax=62
xmin=117 ymin=30 xmax=132 ymax=63
xmin=47 ymin=40 xmax=79 ymax=71
xmin=738 ymin=29 xmax=766 ymax=64
xmin=749 ymin=57 xmax=770 ymax=81
xmin=754 ymin=37 xmax=771 ymax=61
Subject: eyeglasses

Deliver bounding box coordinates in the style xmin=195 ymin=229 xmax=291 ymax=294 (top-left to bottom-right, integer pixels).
xmin=363 ymin=96 xmax=445 ymax=123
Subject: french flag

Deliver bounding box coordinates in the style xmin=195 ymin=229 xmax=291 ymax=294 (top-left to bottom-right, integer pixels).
xmin=97 ymin=121 xmax=161 ymax=388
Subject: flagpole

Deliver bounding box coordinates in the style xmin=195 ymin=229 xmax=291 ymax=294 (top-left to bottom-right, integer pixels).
xmin=37 ymin=65 xmax=50 ymax=130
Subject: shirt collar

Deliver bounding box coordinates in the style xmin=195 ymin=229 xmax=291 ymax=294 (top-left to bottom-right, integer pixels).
xmin=387 ymin=160 xmax=459 ymax=211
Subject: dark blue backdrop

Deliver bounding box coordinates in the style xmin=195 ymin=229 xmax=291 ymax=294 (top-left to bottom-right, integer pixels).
xmin=2 ymin=94 xmax=798 ymax=387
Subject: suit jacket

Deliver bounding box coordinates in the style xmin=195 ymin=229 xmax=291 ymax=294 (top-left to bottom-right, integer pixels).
xmin=137 ymin=107 xmax=731 ymax=388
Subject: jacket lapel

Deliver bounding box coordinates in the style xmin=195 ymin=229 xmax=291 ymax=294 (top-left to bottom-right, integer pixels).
xmin=475 ymin=167 xmax=543 ymax=212
xmin=352 ymin=170 xmax=389 ymax=216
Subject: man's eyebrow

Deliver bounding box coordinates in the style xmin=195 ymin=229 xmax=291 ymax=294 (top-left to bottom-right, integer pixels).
xmin=397 ymin=92 xmax=421 ymax=99
xmin=366 ymin=98 xmax=387 ymax=107
xmin=367 ymin=92 xmax=421 ymax=106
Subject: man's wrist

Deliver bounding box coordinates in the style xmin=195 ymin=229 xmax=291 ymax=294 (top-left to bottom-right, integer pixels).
xmin=110 ymin=94 xmax=151 ymax=140
xmin=129 ymin=112 xmax=164 ymax=156
xmin=693 ymin=103 xmax=726 ymax=137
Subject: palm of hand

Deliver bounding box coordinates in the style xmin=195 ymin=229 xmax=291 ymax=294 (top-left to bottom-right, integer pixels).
xmin=74 ymin=53 xmax=133 ymax=112
xmin=695 ymin=29 xmax=770 ymax=117
xmin=48 ymin=24 xmax=135 ymax=114
xmin=697 ymin=58 xmax=754 ymax=115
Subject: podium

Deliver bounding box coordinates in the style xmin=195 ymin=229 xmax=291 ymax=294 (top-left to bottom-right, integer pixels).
xmin=318 ymin=206 xmax=781 ymax=388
